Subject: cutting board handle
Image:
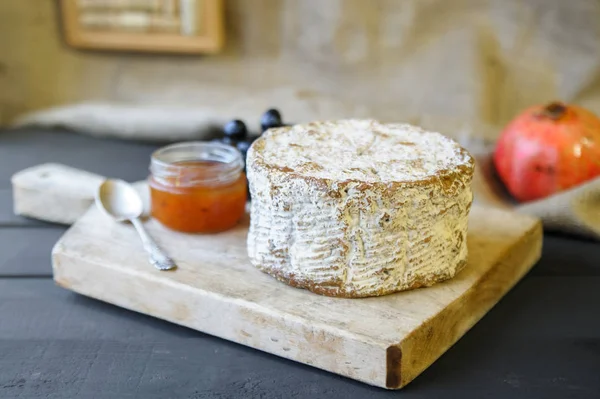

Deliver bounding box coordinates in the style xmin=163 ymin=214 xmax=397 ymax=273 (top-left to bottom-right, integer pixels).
xmin=12 ymin=163 xmax=150 ymax=225
xmin=11 ymin=163 xmax=106 ymax=225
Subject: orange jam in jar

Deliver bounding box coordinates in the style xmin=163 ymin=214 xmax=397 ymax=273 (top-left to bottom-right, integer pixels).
xmin=149 ymin=142 xmax=247 ymax=233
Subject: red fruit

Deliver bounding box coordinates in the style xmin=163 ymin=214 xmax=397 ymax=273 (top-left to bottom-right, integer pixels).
xmin=493 ymin=101 xmax=600 ymax=202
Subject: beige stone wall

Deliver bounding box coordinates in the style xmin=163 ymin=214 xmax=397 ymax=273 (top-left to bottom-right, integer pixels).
xmin=2 ymin=0 xmax=600 ymax=140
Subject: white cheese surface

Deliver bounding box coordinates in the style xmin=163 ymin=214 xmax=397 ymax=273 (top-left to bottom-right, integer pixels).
xmin=258 ymin=119 xmax=472 ymax=183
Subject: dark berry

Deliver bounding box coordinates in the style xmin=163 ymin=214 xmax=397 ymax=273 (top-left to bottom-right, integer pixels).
xmin=236 ymin=140 xmax=254 ymax=201
xmin=223 ymin=119 xmax=248 ymax=140
xmin=236 ymin=140 xmax=252 ymax=159
xmin=260 ymin=109 xmax=283 ymax=132
xmin=214 ymin=136 xmax=236 ymax=146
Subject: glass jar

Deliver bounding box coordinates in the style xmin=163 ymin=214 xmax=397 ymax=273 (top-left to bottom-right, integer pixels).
xmin=148 ymin=142 xmax=247 ymax=233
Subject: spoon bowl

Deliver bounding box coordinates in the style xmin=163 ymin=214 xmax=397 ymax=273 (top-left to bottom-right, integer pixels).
xmin=96 ymin=179 xmax=143 ymax=222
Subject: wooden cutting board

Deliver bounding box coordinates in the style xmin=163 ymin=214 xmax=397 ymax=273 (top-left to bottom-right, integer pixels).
xmin=51 ymin=190 xmax=542 ymax=389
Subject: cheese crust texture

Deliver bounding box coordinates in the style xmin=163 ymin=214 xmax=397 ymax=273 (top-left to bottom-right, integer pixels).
xmin=246 ymin=119 xmax=475 ymax=298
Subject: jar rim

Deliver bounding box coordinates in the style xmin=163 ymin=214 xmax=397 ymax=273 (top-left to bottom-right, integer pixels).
xmin=150 ymin=141 xmax=244 ymax=186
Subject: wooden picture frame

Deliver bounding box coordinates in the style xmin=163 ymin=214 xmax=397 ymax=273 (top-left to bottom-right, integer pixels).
xmin=59 ymin=0 xmax=224 ymax=54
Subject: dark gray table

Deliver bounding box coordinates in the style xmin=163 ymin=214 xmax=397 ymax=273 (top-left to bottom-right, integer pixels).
xmin=1 ymin=128 xmax=599 ymax=399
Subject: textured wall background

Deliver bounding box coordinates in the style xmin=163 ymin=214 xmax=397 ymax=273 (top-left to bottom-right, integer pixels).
xmin=2 ymin=0 xmax=600 ymax=140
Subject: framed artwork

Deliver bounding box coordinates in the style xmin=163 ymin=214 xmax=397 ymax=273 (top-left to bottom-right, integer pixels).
xmin=59 ymin=0 xmax=224 ymax=54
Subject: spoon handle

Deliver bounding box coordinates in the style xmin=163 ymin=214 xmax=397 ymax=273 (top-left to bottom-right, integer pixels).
xmin=131 ymin=218 xmax=176 ymax=271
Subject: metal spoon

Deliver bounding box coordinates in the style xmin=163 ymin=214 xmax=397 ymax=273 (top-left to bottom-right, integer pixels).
xmin=95 ymin=179 xmax=176 ymax=271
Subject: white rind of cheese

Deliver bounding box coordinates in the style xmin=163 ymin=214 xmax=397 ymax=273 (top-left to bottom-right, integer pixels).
xmin=246 ymin=119 xmax=475 ymax=298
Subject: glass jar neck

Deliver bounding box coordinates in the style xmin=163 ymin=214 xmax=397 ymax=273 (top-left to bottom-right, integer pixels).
xmin=150 ymin=142 xmax=244 ymax=187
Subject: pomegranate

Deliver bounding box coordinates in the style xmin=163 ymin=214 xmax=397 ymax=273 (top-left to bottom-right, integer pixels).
xmin=493 ymin=101 xmax=600 ymax=202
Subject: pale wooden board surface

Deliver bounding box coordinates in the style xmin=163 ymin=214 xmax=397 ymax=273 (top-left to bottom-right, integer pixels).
xmin=53 ymin=203 xmax=542 ymax=389
xmin=12 ymin=163 xmax=106 ymax=225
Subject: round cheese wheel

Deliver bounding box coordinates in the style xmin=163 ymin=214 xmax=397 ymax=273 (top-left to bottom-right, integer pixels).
xmin=246 ymin=119 xmax=474 ymax=298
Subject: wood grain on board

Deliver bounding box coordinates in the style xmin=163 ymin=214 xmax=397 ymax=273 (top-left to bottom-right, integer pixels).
xmin=52 ymin=203 xmax=542 ymax=389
